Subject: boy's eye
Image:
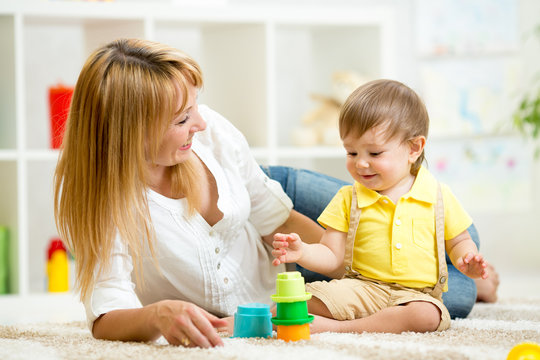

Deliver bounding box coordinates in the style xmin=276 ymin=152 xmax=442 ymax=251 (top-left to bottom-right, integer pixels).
xmin=370 ymin=152 xmax=382 ymax=156
xmin=347 ymin=151 xmax=357 ymax=156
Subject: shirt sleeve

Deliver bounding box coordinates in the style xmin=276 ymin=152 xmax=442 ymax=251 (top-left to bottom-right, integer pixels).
xmin=441 ymin=184 xmax=473 ymax=240
xmin=83 ymin=233 xmax=142 ymax=331
xmin=317 ymin=185 xmax=352 ymax=233
xmin=198 ymin=105 xmax=293 ymax=237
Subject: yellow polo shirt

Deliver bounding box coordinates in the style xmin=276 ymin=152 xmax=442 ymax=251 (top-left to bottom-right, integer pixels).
xmin=318 ymin=166 xmax=472 ymax=289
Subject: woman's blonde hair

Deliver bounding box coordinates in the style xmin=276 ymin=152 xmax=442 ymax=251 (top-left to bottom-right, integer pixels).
xmin=54 ymin=38 xmax=203 ymax=301
xmin=339 ymin=79 xmax=429 ymax=175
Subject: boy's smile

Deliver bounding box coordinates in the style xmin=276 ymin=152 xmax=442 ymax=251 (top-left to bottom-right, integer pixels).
xmin=342 ymin=124 xmax=424 ymax=202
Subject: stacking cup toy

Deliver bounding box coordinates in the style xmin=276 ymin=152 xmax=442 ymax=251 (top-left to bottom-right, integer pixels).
xmin=276 ymin=324 xmax=311 ymax=342
xmin=233 ymin=303 xmax=273 ymax=338
xmin=271 ymin=271 xmax=312 ymax=303
xmin=271 ymin=272 xmax=314 ymax=342
xmin=272 ymin=301 xmax=313 ymax=325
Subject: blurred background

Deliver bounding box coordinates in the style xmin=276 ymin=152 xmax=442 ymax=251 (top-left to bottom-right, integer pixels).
xmin=0 ymin=0 xmax=539 ymax=322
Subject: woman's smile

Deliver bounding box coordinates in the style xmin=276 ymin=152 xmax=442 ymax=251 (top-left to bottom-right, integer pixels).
xmin=179 ymin=140 xmax=192 ymax=151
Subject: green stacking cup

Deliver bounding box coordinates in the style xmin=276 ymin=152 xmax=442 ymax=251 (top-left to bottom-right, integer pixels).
xmin=271 ymin=271 xmax=312 ymax=303
xmin=272 ymin=302 xmax=314 ymax=325
xmin=277 ymin=300 xmax=308 ymax=320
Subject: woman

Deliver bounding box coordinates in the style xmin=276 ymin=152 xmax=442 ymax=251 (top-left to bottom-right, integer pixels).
xmin=55 ymin=38 xmax=497 ymax=348
xmin=54 ymin=38 xmax=321 ymax=348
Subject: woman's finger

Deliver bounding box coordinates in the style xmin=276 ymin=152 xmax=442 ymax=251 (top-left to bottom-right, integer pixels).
xmin=191 ymin=309 xmax=225 ymax=347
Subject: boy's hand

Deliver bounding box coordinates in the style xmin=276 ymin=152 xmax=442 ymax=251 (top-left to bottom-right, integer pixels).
xmin=271 ymin=233 xmax=303 ymax=266
xmin=456 ymin=252 xmax=488 ymax=279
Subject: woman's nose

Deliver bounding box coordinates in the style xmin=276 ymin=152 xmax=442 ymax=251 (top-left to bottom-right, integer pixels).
xmin=191 ymin=112 xmax=206 ymax=132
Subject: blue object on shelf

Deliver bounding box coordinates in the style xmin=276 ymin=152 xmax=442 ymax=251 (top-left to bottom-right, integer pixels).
xmin=233 ymin=303 xmax=273 ymax=339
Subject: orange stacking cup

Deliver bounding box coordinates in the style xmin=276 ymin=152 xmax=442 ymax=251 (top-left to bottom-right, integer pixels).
xmin=276 ymin=324 xmax=311 ymax=342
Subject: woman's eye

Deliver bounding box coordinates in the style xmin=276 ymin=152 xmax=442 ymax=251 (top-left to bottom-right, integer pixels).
xmin=347 ymin=152 xmax=357 ymax=157
xmin=175 ymin=114 xmax=190 ymax=125
xmin=370 ymin=152 xmax=382 ymax=156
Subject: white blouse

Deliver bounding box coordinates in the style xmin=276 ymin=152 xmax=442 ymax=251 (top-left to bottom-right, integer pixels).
xmin=84 ymin=105 xmax=291 ymax=329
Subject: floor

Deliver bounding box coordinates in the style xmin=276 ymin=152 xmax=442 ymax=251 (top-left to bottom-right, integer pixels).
xmin=0 ymin=272 xmax=538 ymax=326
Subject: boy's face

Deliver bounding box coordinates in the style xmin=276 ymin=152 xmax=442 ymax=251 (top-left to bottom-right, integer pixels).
xmin=342 ymin=124 xmax=423 ymax=197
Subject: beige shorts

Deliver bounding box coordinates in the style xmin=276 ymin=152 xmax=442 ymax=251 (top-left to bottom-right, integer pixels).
xmin=306 ymin=277 xmax=451 ymax=331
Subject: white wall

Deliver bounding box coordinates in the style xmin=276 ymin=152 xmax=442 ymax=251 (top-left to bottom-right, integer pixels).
xmin=474 ymin=0 xmax=540 ymax=275
xmin=256 ymin=0 xmax=540 ymax=276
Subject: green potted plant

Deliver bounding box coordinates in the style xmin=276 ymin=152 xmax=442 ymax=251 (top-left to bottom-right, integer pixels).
xmin=513 ymin=25 xmax=540 ymax=157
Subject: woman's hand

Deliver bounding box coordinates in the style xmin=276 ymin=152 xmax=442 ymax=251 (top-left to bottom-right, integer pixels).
xmin=152 ymin=300 xmax=228 ymax=348
xmin=271 ymin=232 xmax=304 ymax=266
xmin=216 ymin=316 xmax=234 ymax=336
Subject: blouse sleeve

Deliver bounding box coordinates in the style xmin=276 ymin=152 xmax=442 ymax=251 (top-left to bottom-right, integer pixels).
xmin=83 ymin=233 xmax=142 ymax=331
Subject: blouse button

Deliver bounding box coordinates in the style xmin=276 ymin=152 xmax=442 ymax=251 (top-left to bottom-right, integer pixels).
xmin=395 ymin=219 xmax=401 ymax=226
xmin=224 ymin=277 xmax=229 ymax=284
xmin=395 ymin=243 xmax=402 ymax=250
xmin=217 ymin=262 xmax=221 ymax=270
xmin=215 ymin=247 xmax=220 ymax=254
xmin=209 ymin=230 xmax=216 ymax=236
xmin=382 ymin=199 xmax=389 ymax=204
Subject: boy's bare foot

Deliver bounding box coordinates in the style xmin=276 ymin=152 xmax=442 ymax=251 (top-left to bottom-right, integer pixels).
xmin=475 ymin=263 xmax=499 ymax=303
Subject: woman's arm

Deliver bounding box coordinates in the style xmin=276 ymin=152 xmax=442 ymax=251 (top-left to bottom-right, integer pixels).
xmin=262 ymin=209 xmax=323 ymax=246
xmin=92 ymin=300 xmax=227 ymax=348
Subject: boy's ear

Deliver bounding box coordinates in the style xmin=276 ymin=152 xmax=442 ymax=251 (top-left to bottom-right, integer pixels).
xmin=408 ymin=136 xmax=426 ymax=163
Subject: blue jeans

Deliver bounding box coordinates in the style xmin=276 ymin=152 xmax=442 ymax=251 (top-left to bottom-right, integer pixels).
xmin=261 ymin=165 xmax=478 ymax=319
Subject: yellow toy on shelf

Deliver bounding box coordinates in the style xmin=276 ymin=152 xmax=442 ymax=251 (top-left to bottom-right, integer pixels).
xmin=47 ymin=238 xmax=69 ymax=292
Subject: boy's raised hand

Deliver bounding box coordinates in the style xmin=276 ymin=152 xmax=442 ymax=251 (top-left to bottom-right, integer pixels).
xmin=456 ymin=252 xmax=489 ymax=279
xmin=271 ymin=233 xmax=303 ymax=266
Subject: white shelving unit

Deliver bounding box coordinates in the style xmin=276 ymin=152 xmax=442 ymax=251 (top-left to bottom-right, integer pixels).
xmin=0 ymin=1 xmax=397 ymax=296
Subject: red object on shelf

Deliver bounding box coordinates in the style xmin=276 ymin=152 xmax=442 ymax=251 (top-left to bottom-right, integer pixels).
xmin=47 ymin=238 xmax=67 ymax=260
xmin=48 ymin=85 xmax=74 ymax=149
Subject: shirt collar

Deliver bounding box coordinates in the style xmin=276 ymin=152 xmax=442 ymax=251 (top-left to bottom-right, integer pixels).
xmin=404 ymin=166 xmax=438 ymax=204
xmin=354 ymin=166 xmax=437 ymax=207
xmin=355 ymin=182 xmax=383 ymax=208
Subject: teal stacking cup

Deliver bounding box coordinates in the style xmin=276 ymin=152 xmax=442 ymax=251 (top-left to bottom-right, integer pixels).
xmin=233 ymin=303 xmax=273 ymax=338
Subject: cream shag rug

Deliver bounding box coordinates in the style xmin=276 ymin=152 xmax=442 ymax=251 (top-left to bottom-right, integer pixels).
xmin=1 ymin=299 xmax=539 ymax=360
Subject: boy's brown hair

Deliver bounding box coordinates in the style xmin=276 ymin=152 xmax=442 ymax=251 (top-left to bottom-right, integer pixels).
xmin=339 ymin=79 xmax=429 ymax=175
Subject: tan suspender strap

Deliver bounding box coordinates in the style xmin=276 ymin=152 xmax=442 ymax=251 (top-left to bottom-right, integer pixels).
xmin=343 ymin=184 xmax=361 ymax=277
xmin=430 ymin=182 xmax=448 ymax=298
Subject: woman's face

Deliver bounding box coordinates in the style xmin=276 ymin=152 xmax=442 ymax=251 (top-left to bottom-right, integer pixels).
xmin=154 ymin=83 xmax=206 ymax=167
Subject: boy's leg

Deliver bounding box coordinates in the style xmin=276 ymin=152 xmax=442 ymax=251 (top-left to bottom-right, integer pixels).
xmin=306 ymin=279 xmax=446 ymax=334
xmin=309 ymin=300 xmax=443 ymax=334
